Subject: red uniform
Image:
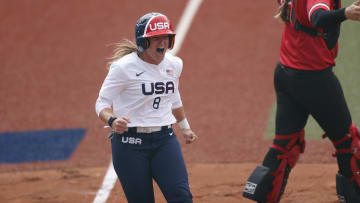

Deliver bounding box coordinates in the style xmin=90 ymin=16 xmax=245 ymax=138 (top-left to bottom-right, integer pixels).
xmin=280 ymin=0 xmax=338 ymax=70
xmin=244 ymin=1 xmax=360 ymax=202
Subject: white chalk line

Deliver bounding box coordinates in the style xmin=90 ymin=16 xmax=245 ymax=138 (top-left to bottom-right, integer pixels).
xmin=92 ymin=161 xmax=117 ymax=203
xmin=169 ymin=0 xmax=203 ymax=55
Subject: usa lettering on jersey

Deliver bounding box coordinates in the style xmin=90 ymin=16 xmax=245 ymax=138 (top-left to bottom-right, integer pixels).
xmin=141 ymin=81 xmax=175 ymax=95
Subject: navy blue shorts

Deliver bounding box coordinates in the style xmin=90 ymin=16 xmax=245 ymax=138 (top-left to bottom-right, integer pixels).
xmin=111 ymin=126 xmax=193 ymax=203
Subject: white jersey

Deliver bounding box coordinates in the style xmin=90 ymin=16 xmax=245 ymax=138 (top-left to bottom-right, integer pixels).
xmin=95 ymin=52 xmax=183 ymax=127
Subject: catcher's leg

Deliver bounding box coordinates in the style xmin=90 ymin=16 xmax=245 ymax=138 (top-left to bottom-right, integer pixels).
xmin=243 ymin=129 xmax=305 ymax=203
xmin=328 ymin=124 xmax=360 ymax=202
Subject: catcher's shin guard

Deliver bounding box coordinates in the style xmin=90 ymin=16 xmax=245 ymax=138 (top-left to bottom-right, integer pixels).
xmin=243 ymin=165 xmax=271 ymax=201
xmin=329 ymin=123 xmax=360 ymax=202
xmin=336 ymin=173 xmax=360 ymax=203
xmin=243 ymin=129 xmax=305 ymax=203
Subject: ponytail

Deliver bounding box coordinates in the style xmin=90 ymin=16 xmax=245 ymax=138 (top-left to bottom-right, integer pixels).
xmin=275 ymin=0 xmax=290 ymax=22
xmin=107 ymin=39 xmax=139 ymax=69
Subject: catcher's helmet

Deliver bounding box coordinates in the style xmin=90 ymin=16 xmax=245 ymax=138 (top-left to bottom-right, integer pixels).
xmin=135 ymin=12 xmax=175 ymax=52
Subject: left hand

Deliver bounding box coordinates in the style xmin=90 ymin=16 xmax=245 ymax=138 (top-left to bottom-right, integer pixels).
xmin=181 ymin=129 xmax=197 ymax=144
xmin=345 ymin=0 xmax=360 ymax=21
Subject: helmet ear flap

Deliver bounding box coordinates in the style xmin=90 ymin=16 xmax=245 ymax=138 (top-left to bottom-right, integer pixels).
xmin=169 ymin=35 xmax=175 ymax=49
xmin=145 ymin=38 xmax=150 ymax=49
xmin=137 ymin=38 xmax=150 ymax=52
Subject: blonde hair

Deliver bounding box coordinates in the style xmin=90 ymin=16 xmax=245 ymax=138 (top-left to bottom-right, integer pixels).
xmin=107 ymin=39 xmax=139 ymax=69
xmin=275 ymin=0 xmax=290 ymax=22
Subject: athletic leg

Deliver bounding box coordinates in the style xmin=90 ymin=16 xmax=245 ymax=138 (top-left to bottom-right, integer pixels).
xmin=300 ymin=71 xmax=360 ymax=202
xmin=151 ymin=129 xmax=192 ymax=203
xmin=243 ymin=64 xmax=308 ymax=203
xmin=333 ymin=124 xmax=360 ymax=203
xmin=260 ymin=95 xmax=307 ymax=202
xmin=111 ymin=133 xmax=155 ymax=203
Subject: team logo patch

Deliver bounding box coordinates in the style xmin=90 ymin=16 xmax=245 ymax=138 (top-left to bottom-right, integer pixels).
xmin=149 ymin=21 xmax=170 ymax=31
xmin=144 ymin=15 xmax=173 ymax=37
xmin=166 ymin=69 xmax=174 ymax=77
xmin=121 ymin=136 xmax=142 ymax=145
xmin=244 ymin=181 xmax=257 ymax=195
xmin=136 ymin=71 xmax=145 ymax=77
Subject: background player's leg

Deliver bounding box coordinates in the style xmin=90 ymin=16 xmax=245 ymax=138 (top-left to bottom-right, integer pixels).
xmin=303 ymin=72 xmax=351 ymax=142
xmin=243 ymin=64 xmax=309 ymax=203
xmin=300 ymin=71 xmax=360 ymax=202
xmin=302 ymin=72 xmax=352 ymax=177
xmin=260 ymin=88 xmax=308 ymax=203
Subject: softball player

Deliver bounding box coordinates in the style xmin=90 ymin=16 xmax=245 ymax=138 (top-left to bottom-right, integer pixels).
xmin=95 ymin=12 xmax=197 ymax=203
xmin=243 ymin=1 xmax=360 ymax=202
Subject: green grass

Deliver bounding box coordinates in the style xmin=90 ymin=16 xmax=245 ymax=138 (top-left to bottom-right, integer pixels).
xmin=265 ymin=1 xmax=360 ymax=139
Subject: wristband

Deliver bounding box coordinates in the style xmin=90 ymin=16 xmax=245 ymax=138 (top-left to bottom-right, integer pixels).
xmin=178 ymin=118 xmax=190 ymax=130
xmin=108 ymin=116 xmax=117 ymax=128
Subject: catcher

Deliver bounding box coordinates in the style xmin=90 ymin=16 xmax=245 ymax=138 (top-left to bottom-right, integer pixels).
xmin=243 ymin=0 xmax=360 ymax=202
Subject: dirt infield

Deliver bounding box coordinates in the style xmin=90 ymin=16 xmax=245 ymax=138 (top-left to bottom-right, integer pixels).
xmin=0 ymin=0 xmax=342 ymax=202
xmin=0 ymin=163 xmax=339 ymax=203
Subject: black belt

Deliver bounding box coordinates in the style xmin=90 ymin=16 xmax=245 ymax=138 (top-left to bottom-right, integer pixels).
xmin=279 ymin=63 xmax=333 ymax=76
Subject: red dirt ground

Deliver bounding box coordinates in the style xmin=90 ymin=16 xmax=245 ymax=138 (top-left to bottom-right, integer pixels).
xmin=0 ymin=0 xmax=343 ymax=202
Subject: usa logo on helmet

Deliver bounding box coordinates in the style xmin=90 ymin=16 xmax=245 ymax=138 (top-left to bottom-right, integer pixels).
xmin=149 ymin=22 xmax=170 ymax=31
xmin=144 ymin=15 xmax=174 ymax=37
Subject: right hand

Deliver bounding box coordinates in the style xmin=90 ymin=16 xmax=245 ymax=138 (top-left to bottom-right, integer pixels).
xmin=181 ymin=129 xmax=198 ymax=144
xmin=111 ymin=117 xmax=130 ymax=134
xmin=345 ymin=0 xmax=360 ymax=21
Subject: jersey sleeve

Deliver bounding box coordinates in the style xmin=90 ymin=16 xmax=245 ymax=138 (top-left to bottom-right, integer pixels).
xmin=171 ymin=56 xmax=184 ymax=109
xmin=173 ymin=56 xmax=183 ymax=78
xmin=307 ymin=0 xmax=331 ymax=22
xmin=95 ymin=96 xmax=112 ymax=116
xmin=311 ymin=8 xmax=346 ymax=28
xmin=171 ymin=91 xmax=183 ymax=109
xmin=95 ymin=63 xmax=128 ymax=115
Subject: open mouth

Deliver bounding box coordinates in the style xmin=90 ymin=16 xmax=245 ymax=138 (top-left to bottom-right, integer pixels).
xmin=156 ymin=48 xmax=165 ymax=54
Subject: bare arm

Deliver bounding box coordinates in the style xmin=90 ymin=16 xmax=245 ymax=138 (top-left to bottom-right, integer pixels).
xmin=172 ymin=107 xmax=197 ymax=144
xmin=172 ymin=106 xmax=186 ymax=123
xmin=99 ymin=108 xmax=130 ymax=134
xmin=99 ymin=108 xmax=115 ymax=125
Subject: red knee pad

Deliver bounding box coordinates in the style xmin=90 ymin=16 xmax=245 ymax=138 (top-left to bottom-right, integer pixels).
xmin=332 ymin=124 xmax=360 ymax=187
xmin=349 ymin=124 xmax=360 ymax=185
xmin=272 ymin=129 xmax=305 ymax=168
